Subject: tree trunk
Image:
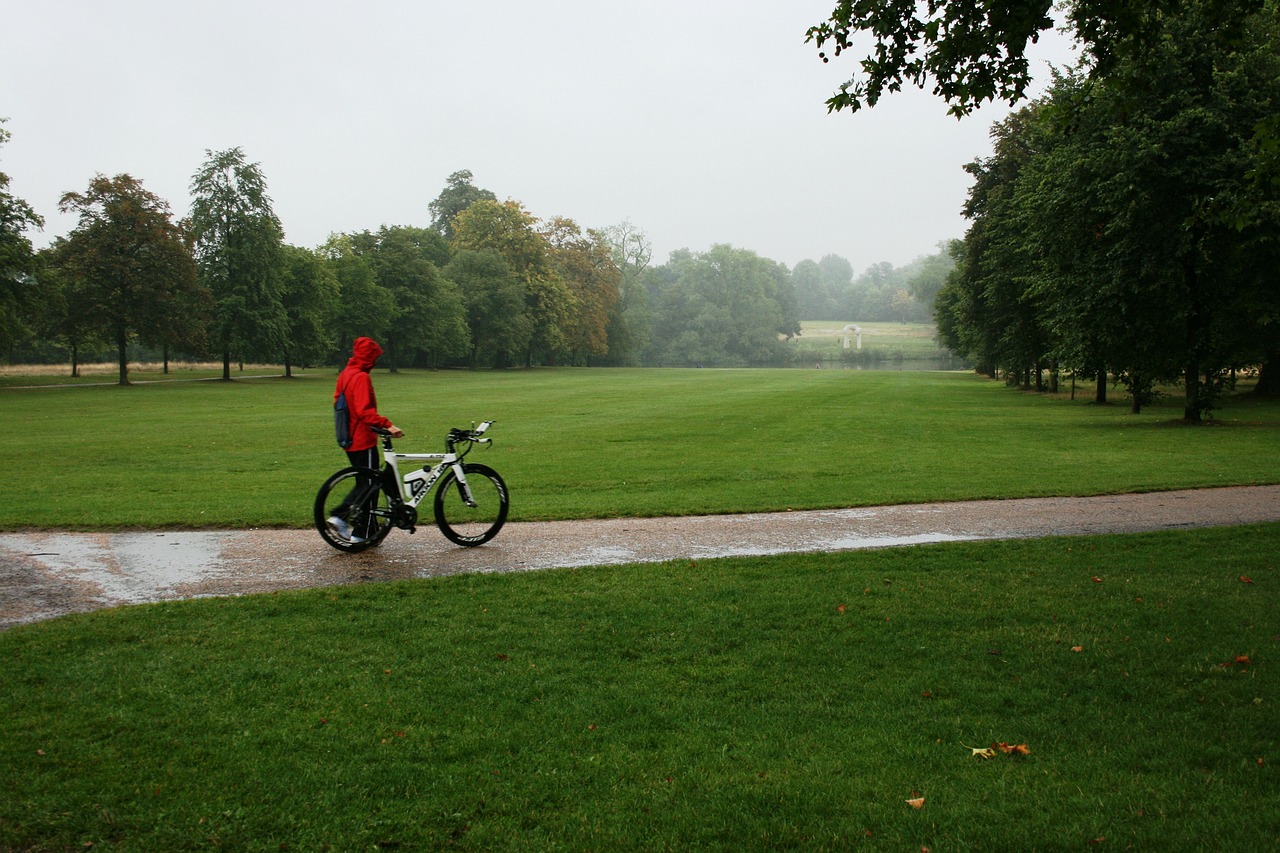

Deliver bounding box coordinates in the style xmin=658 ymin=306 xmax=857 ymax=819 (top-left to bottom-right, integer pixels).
xmin=222 ymin=349 xmax=232 ymax=381
xmin=70 ymin=344 xmax=80 ymax=378
xmin=1095 ymin=369 xmax=1107 ymax=405
xmin=1256 ymin=340 xmax=1279 ymax=395
xmin=1184 ymin=361 xmax=1203 ymax=423
xmin=1182 ymin=261 xmax=1205 ymax=423
xmin=116 ymin=329 xmax=129 ymax=386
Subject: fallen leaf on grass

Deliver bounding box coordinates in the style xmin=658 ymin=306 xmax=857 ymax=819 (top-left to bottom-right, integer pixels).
xmin=994 ymin=742 xmax=1031 ymax=756
xmin=905 ymin=797 xmax=926 ymax=809
xmin=1239 ymin=576 xmax=1254 ymax=584
xmin=1071 ymin=645 xmax=1085 ymax=653
xmin=1092 ymin=576 xmax=1103 ymax=583
xmin=968 ymin=746 xmax=997 ymax=759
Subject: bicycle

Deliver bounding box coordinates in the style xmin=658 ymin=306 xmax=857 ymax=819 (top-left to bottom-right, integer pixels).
xmin=314 ymin=421 xmax=509 ymax=553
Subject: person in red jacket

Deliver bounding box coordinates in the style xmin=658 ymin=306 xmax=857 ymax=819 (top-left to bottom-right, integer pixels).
xmin=328 ymin=336 xmax=403 ymax=542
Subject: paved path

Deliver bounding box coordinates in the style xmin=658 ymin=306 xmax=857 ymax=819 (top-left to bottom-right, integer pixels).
xmin=2 ymin=485 xmax=1278 ymax=629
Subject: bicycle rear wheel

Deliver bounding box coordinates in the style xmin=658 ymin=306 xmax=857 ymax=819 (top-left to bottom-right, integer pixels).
xmin=314 ymin=466 xmax=393 ymax=553
xmin=433 ymin=463 xmax=509 ymax=546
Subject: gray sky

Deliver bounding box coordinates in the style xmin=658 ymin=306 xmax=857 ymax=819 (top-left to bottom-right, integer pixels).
xmin=3 ymin=0 xmax=1076 ymax=273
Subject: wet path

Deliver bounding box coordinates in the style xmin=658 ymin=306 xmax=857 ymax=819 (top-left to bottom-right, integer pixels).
xmin=3 ymin=485 xmax=1278 ymax=629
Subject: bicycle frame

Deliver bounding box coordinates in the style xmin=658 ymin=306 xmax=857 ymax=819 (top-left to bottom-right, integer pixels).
xmin=375 ymin=420 xmax=493 ymax=510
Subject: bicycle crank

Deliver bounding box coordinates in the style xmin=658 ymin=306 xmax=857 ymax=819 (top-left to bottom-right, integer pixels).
xmin=391 ymin=504 xmax=418 ymax=532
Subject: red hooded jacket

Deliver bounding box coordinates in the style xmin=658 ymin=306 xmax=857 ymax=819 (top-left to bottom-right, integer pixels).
xmin=335 ymin=337 xmax=393 ymax=452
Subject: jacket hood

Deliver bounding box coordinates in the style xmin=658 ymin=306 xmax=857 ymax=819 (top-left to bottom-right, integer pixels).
xmin=348 ymin=337 xmax=383 ymax=371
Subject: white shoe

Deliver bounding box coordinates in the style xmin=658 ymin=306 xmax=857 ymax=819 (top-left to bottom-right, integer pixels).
xmin=327 ymin=515 xmax=354 ymax=540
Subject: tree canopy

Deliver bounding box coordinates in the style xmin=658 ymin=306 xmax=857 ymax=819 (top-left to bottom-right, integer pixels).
xmin=56 ymin=174 xmax=199 ymax=384
xmin=428 ymin=170 xmax=497 ymax=241
xmin=189 ymin=147 xmax=287 ymax=380
xmin=936 ymin=0 xmax=1280 ymax=418
xmin=806 ymin=0 xmax=1265 ymax=115
xmin=0 ymin=120 xmax=45 ymax=360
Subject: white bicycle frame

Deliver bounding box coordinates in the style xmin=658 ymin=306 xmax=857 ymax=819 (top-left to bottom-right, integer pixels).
xmin=379 ymin=420 xmax=494 ymax=509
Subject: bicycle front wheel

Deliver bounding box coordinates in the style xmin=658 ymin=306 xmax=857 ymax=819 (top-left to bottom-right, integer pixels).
xmin=314 ymin=466 xmax=393 ymax=553
xmin=433 ymin=463 xmax=509 ymax=546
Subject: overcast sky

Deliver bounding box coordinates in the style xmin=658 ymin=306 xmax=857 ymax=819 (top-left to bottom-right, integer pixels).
xmin=3 ymin=1 xmax=1076 ymax=274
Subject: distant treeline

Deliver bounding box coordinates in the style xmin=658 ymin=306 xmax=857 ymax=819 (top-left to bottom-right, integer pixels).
xmin=1 ymin=149 xmax=953 ymax=376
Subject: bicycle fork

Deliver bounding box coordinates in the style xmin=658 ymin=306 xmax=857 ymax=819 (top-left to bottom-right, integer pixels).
xmin=451 ymin=463 xmax=478 ymax=507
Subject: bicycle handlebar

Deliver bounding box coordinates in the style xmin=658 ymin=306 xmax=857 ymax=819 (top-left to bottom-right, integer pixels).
xmin=370 ymin=420 xmax=496 ymax=450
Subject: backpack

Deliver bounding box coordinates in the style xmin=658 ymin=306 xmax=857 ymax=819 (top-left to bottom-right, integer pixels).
xmin=334 ymin=383 xmax=352 ymax=449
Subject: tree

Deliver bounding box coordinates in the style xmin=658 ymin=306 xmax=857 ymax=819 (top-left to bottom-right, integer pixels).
xmin=451 ymin=199 xmax=575 ymax=366
xmin=806 ymin=0 xmax=1264 ymax=116
xmin=321 ymin=234 xmax=396 ymax=359
xmin=906 ymin=243 xmax=957 ymax=314
xmin=792 ymin=254 xmax=857 ymax=321
xmin=189 ymin=147 xmax=287 ymax=380
xmin=650 ymin=245 xmax=791 ymax=366
xmin=444 ymin=249 xmax=530 ymax=368
xmin=279 ymin=244 xmax=340 ymax=377
xmin=429 ymin=169 xmax=497 ymax=241
xmin=600 ymin=220 xmax=654 ymax=365
xmin=791 ymin=260 xmax=826 ymax=320
xmin=349 ymin=226 xmax=469 ymax=369
xmin=34 ymin=243 xmax=100 ymax=376
xmin=56 ymin=174 xmax=198 ymax=385
xmin=542 ymin=217 xmax=621 ymax=365
xmin=945 ymin=105 xmax=1056 ymax=386
xmin=0 ymin=120 xmax=45 ymax=361
xmin=890 ymin=288 xmax=917 ymax=324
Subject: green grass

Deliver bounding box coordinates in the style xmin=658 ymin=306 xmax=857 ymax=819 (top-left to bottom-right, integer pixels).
xmin=2 ymin=367 xmax=1279 ymax=529
xmin=2 ymin=525 xmax=1276 ymax=850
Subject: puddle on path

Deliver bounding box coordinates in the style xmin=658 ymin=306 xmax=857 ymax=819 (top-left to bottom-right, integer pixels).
xmin=4 ymin=531 xmax=230 ymax=606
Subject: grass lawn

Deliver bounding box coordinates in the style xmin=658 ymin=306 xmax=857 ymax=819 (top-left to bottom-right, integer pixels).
xmin=2 ymin=367 xmax=1279 ymax=529
xmin=1 ymin=525 xmax=1276 ymax=850
xmin=2 ymin=367 xmax=1277 ymax=849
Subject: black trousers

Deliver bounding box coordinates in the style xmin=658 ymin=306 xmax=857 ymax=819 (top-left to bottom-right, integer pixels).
xmin=335 ymin=447 xmax=382 ymax=535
